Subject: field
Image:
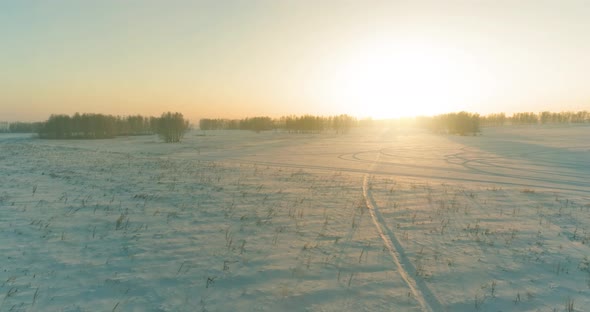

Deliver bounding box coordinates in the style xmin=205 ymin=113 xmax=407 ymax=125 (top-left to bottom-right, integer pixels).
xmin=1 ymin=125 xmax=589 ymax=311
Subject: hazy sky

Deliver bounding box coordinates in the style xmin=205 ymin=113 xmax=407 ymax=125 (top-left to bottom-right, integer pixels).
xmin=2 ymin=0 xmax=590 ymax=121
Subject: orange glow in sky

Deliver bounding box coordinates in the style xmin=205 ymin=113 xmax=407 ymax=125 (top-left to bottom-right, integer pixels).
xmin=1 ymin=1 xmax=589 ymax=122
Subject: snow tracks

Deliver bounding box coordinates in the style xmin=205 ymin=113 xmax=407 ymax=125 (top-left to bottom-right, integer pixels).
xmin=363 ymin=175 xmax=444 ymax=312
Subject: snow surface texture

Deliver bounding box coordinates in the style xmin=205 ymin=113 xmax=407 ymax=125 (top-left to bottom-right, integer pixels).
xmin=1 ymin=125 xmax=589 ymax=312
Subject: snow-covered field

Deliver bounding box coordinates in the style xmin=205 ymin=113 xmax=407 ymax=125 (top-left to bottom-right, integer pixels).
xmin=1 ymin=125 xmax=589 ymax=311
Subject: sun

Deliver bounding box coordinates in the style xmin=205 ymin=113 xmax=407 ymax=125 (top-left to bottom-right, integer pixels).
xmin=322 ymin=39 xmax=483 ymax=119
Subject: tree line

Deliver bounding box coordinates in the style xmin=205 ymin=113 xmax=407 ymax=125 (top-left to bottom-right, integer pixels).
xmin=199 ymin=114 xmax=357 ymax=134
xmin=4 ymin=110 xmax=588 ymax=138
xmin=38 ymin=113 xmax=153 ymax=139
xmin=34 ymin=112 xmax=189 ymax=142
xmin=0 ymin=122 xmax=44 ymax=133
xmin=480 ymin=111 xmax=590 ymax=126
xmin=418 ymin=112 xmax=481 ymax=135
xmin=416 ymin=110 xmax=590 ymax=135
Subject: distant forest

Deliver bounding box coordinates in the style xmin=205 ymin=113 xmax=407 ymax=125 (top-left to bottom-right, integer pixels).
xmin=0 ymin=112 xmax=190 ymax=142
xmin=200 ymin=110 xmax=590 ymax=136
xmin=479 ymin=111 xmax=590 ymax=126
xmin=200 ymin=114 xmax=358 ymax=133
xmin=1 ymin=110 xmax=589 ymax=139
xmin=38 ymin=113 xmax=155 ymax=139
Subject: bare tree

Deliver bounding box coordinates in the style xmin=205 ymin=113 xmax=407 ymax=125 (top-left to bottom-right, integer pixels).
xmin=157 ymin=112 xmax=190 ymax=143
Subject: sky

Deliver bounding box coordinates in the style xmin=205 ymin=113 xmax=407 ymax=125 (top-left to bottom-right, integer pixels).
xmin=1 ymin=0 xmax=590 ymax=122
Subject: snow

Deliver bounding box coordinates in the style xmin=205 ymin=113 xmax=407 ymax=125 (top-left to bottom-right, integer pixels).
xmin=1 ymin=125 xmax=589 ymax=311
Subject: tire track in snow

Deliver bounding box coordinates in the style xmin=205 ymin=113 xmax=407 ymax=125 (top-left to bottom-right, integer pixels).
xmin=207 ymin=155 xmax=579 ymax=197
xmin=362 ymin=176 xmax=443 ymax=312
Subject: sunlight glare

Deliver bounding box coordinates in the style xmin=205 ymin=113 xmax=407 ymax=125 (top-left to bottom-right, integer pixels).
xmin=327 ymin=39 xmax=483 ymax=119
